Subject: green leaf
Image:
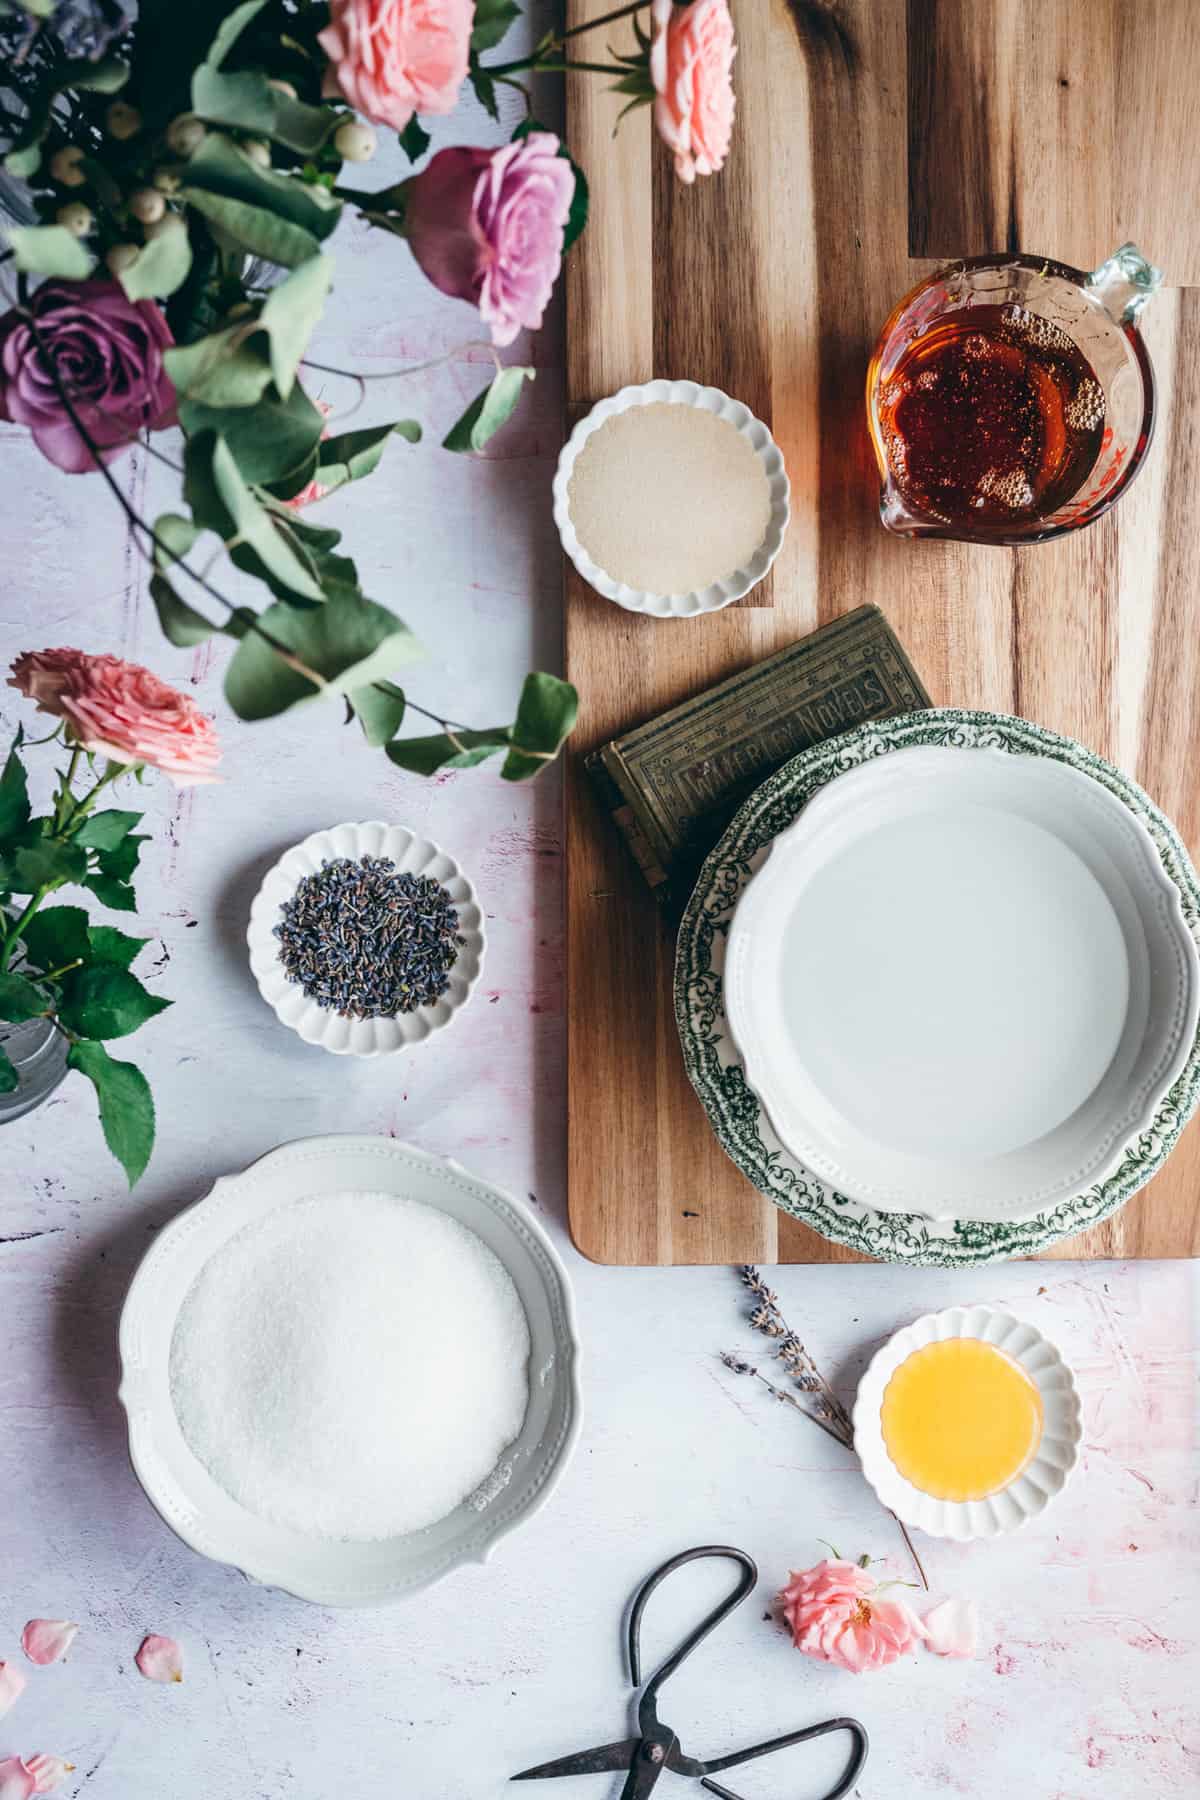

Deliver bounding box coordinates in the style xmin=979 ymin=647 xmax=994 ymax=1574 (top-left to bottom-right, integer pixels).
xmin=10 ymin=839 xmax=87 ymax=895
xmin=259 ymin=254 xmax=334 ymax=399
xmin=203 ymin=0 xmax=270 ymax=69
xmin=0 ymin=732 xmax=30 ymax=844
xmin=117 ymin=223 xmax=194 ymax=302
xmin=164 ymin=320 xmax=273 ymax=407
xmin=315 ymin=420 xmax=420 ymax=491
xmin=70 ymin=55 xmax=130 ymax=94
xmin=182 ymin=187 xmax=322 ymax=268
xmin=19 ymin=904 xmax=90 ymax=971
xmin=84 ymin=873 xmax=137 ymax=912
xmin=443 ymin=366 xmax=535 ymax=453
xmin=224 ymin=590 xmax=423 ymax=720
xmin=471 ymin=0 xmax=520 ymax=52
xmin=185 ymin=432 xmax=325 ymax=600
xmin=385 ymin=729 xmax=509 ymax=776
xmin=58 ymin=965 xmax=170 ymax=1040
xmin=501 ymin=671 xmax=579 ymax=780
xmin=95 ymin=834 xmax=147 ymax=884
xmin=349 ymin=680 xmax=406 ymax=747
xmin=67 ymin=1040 xmax=156 ymax=1187
xmin=512 ymin=119 xmax=589 ymax=250
xmin=149 ymin=572 xmax=220 ymax=647
xmin=88 ymin=924 xmax=149 ymax=969
xmin=180 ymin=380 xmax=325 ymax=485
xmin=74 ymin=810 xmax=143 ymax=851
xmin=0 ymin=971 xmax=49 ymax=1023
xmin=0 ymin=1046 xmax=17 ymax=1096
xmin=7 ymin=226 xmax=94 ymax=280
xmin=398 ymin=117 xmax=431 ymax=162
xmin=183 ymin=133 xmax=342 ymax=240
xmin=469 ymin=63 xmax=500 ymax=120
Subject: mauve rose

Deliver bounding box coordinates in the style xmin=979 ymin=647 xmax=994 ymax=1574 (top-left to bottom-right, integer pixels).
xmin=318 ymin=0 xmax=473 ymax=132
xmin=650 ymin=0 xmax=736 ymax=184
xmin=404 ymin=134 xmax=574 ymax=347
xmin=9 ymin=650 xmax=221 ymax=787
xmin=0 ymin=279 xmax=176 ymax=475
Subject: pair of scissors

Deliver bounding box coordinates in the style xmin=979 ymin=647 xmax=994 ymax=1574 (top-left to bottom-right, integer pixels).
xmin=512 ymin=1546 xmax=869 ymax=1800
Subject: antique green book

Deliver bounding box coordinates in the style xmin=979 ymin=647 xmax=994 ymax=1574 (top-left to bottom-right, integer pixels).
xmin=586 ymin=606 xmax=931 ymax=910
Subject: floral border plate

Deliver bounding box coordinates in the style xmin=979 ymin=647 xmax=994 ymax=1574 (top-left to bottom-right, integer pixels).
xmin=674 ymin=708 xmax=1200 ymax=1266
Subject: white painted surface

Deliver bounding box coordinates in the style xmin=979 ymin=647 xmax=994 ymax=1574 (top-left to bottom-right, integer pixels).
xmin=1 ymin=19 xmax=1198 ymax=1795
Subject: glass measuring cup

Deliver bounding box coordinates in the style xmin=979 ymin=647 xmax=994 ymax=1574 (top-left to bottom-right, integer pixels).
xmin=866 ymin=244 xmax=1162 ymax=544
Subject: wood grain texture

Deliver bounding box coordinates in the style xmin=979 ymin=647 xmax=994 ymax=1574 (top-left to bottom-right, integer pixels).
xmin=565 ymin=0 xmax=1200 ymax=1264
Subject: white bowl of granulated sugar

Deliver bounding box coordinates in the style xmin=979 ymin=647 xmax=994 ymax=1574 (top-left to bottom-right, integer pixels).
xmin=118 ymin=1136 xmax=581 ymax=1606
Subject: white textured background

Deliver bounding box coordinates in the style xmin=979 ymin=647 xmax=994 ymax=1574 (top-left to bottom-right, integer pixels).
xmin=1 ymin=13 xmax=1198 ymax=1795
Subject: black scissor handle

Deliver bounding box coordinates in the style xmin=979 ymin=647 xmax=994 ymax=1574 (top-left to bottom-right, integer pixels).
xmin=699 ymin=1717 xmax=869 ymax=1800
xmin=628 ymin=1546 xmax=758 ymax=1696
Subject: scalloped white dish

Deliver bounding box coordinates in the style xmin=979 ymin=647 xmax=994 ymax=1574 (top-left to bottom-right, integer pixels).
xmin=552 ymin=379 xmax=790 ymax=617
xmin=247 ymin=820 xmax=485 ymax=1056
xmin=724 ymin=745 xmax=1199 ymax=1224
xmin=853 ymin=1306 xmax=1081 ymax=1540
xmin=118 ymin=1136 xmax=582 ymax=1607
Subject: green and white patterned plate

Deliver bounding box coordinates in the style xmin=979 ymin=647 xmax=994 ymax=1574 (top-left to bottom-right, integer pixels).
xmin=674 ymin=708 xmax=1200 ymax=1266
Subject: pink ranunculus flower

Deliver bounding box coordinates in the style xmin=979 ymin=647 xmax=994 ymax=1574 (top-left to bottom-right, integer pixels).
xmin=404 ymin=133 xmax=574 ymax=347
xmin=778 ymin=1559 xmax=927 ymax=1674
xmin=0 ymin=279 xmax=176 ymax=474
xmin=650 ymin=0 xmax=736 ymax=184
xmin=9 ymin=649 xmax=222 ymax=787
xmin=318 ymin=0 xmax=473 ymax=132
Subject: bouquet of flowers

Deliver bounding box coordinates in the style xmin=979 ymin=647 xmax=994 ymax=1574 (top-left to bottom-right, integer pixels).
xmin=0 ymin=0 xmax=737 ymax=778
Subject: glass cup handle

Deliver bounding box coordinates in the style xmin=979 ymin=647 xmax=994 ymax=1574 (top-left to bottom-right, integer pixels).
xmin=1086 ymin=242 xmax=1164 ymax=326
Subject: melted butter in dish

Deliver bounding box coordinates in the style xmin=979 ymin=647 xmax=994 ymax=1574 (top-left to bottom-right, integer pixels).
xmin=880 ymin=1337 xmax=1044 ymax=1502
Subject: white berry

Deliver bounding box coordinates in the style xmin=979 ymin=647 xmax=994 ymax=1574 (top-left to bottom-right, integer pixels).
xmin=144 ymin=212 xmax=185 ymax=241
xmin=242 ymin=139 xmax=271 ymax=169
xmin=106 ymin=100 xmax=142 ymax=140
xmin=334 ymin=119 xmax=377 ymax=163
xmin=106 ymin=243 xmax=140 ymax=275
xmin=130 ymin=187 xmax=166 ymax=224
xmin=56 ymin=202 xmax=93 ymax=237
xmin=267 ymin=78 xmax=297 ymax=99
xmin=166 ymin=114 xmax=207 ymax=157
xmin=49 ymin=145 xmax=87 ymax=187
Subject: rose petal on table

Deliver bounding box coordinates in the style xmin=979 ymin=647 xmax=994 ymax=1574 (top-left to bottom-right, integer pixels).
xmin=922 ymin=1596 xmax=978 ymax=1658
xmin=135 ymin=1633 xmax=182 ymax=1683
xmin=21 ymin=1620 xmax=78 ymax=1666
xmin=25 ymin=1756 xmax=74 ymax=1795
xmin=0 ymin=1758 xmax=35 ymax=1800
xmin=0 ymin=1662 xmax=27 ymax=1717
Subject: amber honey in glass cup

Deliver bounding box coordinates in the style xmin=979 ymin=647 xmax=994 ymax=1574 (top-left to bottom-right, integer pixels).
xmin=866 ymin=243 xmax=1162 ymax=543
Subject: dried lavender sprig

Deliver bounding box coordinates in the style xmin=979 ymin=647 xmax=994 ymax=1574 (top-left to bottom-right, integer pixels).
xmin=719 ymin=1353 xmax=853 ymax=1450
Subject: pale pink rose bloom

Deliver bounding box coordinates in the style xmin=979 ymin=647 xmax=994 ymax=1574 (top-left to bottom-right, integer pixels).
xmin=404 ymin=134 xmax=574 ymax=347
xmin=778 ymin=1559 xmax=927 ymax=1674
xmin=318 ymin=0 xmax=473 ymax=132
xmin=922 ymin=1596 xmax=978 ymax=1658
xmin=650 ymin=0 xmax=736 ymax=184
xmin=24 ymin=1758 xmax=73 ymax=1796
xmin=135 ymin=1633 xmax=183 ymax=1683
xmin=0 ymin=1759 xmax=34 ymax=1800
xmin=9 ymin=650 xmax=222 ymax=787
xmin=21 ymin=1620 xmax=78 ymax=1666
xmin=0 ymin=1664 xmax=26 ymax=1719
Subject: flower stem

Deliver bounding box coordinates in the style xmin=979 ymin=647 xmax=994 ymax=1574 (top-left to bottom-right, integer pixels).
xmin=2 ymin=883 xmax=51 ymax=972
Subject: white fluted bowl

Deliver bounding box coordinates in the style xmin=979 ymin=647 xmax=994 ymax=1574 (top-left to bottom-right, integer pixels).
xmin=247 ymin=821 xmax=485 ymax=1056
xmin=852 ymin=1305 xmax=1082 ymax=1540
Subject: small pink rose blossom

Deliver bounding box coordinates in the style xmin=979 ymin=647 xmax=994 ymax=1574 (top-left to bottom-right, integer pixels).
xmin=9 ymin=649 xmax=222 ymax=787
xmin=21 ymin=1620 xmax=79 ymax=1666
xmin=404 ymin=134 xmax=574 ymax=347
xmin=318 ymin=0 xmax=473 ymax=132
xmin=24 ymin=1758 xmax=73 ymax=1797
xmin=922 ymin=1596 xmax=978 ymax=1659
xmin=650 ymin=0 xmax=736 ymax=184
xmin=0 ymin=1759 xmax=34 ymax=1800
xmin=0 ymin=1662 xmax=27 ymax=1718
xmin=778 ymin=1559 xmax=927 ymax=1674
xmin=135 ymin=1633 xmax=182 ymax=1683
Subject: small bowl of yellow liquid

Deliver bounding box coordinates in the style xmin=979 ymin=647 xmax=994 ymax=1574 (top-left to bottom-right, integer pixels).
xmin=853 ymin=1306 xmax=1081 ymax=1540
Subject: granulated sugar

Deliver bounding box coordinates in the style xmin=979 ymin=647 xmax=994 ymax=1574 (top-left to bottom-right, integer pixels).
xmin=168 ymin=1192 xmax=530 ymax=1541
xmin=567 ymin=402 xmax=771 ymax=594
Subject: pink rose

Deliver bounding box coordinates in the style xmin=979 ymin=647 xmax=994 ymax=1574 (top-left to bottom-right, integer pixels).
xmin=650 ymin=0 xmax=736 ymax=184
xmin=318 ymin=0 xmax=473 ymax=132
xmin=778 ymin=1559 xmax=927 ymax=1674
xmin=404 ymin=134 xmax=574 ymax=347
xmin=9 ymin=649 xmax=222 ymax=787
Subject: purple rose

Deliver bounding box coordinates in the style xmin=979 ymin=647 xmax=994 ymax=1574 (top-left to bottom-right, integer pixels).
xmin=404 ymin=133 xmax=575 ymax=348
xmin=0 ymin=279 xmax=177 ymax=474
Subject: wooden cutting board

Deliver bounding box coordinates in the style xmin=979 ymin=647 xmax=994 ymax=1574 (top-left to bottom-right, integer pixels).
xmin=563 ymin=0 xmax=1200 ymax=1265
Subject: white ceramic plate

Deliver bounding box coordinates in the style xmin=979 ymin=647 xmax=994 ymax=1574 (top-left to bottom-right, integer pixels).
xmin=247 ymin=820 xmax=485 ymax=1056
xmin=853 ymin=1305 xmax=1081 ymax=1540
xmin=552 ymin=379 xmax=790 ymax=617
xmin=118 ymin=1136 xmax=582 ymax=1607
xmin=724 ymin=745 xmax=1199 ymax=1224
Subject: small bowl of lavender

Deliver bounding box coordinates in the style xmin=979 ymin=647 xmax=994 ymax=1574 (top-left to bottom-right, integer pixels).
xmin=247 ymin=822 xmax=485 ymax=1056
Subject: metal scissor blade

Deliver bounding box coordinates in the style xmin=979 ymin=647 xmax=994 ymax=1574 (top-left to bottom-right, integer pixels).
xmin=511 ymin=1739 xmax=639 ymax=1781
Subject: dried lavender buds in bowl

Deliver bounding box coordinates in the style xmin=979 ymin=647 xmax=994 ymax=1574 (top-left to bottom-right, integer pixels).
xmin=247 ymin=823 xmax=486 ymax=1057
